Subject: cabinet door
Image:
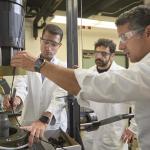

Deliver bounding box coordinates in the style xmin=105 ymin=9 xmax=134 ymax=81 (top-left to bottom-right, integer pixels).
xmin=82 ymin=50 xmax=94 ymax=69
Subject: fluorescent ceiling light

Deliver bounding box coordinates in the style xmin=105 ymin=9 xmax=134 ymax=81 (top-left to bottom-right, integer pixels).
xmin=51 ymin=15 xmax=116 ymax=29
xmin=51 ymin=15 xmax=66 ymax=24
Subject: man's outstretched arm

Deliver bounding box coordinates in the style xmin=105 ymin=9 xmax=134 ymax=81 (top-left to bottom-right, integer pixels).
xmin=11 ymin=51 xmax=81 ymax=95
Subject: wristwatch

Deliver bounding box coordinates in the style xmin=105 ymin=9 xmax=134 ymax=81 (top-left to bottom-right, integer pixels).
xmin=34 ymin=58 xmax=46 ymax=72
xmin=39 ymin=115 xmax=50 ymax=124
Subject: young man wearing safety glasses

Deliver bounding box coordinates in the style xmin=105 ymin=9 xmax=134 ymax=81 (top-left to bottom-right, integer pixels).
xmin=4 ymin=24 xmax=67 ymax=148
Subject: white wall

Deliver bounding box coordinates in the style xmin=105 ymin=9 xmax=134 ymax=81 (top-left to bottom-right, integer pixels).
xmin=25 ymin=18 xmax=119 ymax=67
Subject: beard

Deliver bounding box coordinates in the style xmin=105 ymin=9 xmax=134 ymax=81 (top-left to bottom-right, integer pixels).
xmin=95 ymin=59 xmax=109 ymax=68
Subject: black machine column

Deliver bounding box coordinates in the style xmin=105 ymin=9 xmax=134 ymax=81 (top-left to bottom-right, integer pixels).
xmin=66 ymin=0 xmax=79 ymax=137
xmin=66 ymin=0 xmax=78 ymax=67
xmin=66 ymin=0 xmax=84 ymax=149
xmin=0 ymin=0 xmax=25 ymax=76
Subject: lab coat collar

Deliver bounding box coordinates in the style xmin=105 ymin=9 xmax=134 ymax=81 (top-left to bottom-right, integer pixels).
xmin=109 ymin=61 xmax=124 ymax=70
xmin=91 ymin=61 xmax=123 ymax=73
xmin=38 ymin=54 xmax=58 ymax=64
xmin=139 ymin=52 xmax=150 ymax=63
xmin=51 ymin=56 xmax=59 ymax=65
xmin=36 ymin=56 xmax=58 ymax=83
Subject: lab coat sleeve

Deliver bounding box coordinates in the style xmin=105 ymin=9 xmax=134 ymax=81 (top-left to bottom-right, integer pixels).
xmin=45 ymin=86 xmax=67 ymax=124
xmin=128 ymin=118 xmax=138 ymax=135
xmin=74 ymin=61 xmax=150 ymax=105
xmin=14 ymin=75 xmax=28 ymax=104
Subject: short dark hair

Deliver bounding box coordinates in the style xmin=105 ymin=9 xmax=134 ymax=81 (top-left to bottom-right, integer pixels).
xmin=94 ymin=38 xmax=116 ymax=53
xmin=42 ymin=24 xmax=63 ymax=42
xmin=115 ymin=5 xmax=150 ymax=30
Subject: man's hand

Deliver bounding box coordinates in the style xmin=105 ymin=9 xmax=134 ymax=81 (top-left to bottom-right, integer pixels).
xmin=3 ymin=95 xmax=22 ymax=111
xmin=121 ymin=128 xmax=135 ymax=143
xmin=11 ymin=51 xmax=36 ymax=71
xmin=21 ymin=120 xmax=48 ymax=146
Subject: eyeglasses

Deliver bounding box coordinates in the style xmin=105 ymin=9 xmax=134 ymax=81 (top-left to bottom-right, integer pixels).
xmin=119 ymin=28 xmax=144 ymax=44
xmin=40 ymin=38 xmax=61 ymax=48
xmin=94 ymin=51 xmax=111 ymax=57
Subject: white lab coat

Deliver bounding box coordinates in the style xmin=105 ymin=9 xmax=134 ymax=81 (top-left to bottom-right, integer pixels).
xmin=15 ymin=57 xmax=67 ymax=131
xmin=75 ymin=52 xmax=150 ymax=150
xmin=81 ymin=62 xmax=129 ymax=150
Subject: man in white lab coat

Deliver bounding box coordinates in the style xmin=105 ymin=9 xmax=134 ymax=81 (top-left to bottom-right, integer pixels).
xmin=11 ymin=5 xmax=150 ymax=150
xmin=3 ymin=24 xmax=67 ymax=147
xmin=82 ymin=38 xmax=131 ymax=150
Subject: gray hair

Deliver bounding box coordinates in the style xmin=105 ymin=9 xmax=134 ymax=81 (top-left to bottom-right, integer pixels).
xmin=115 ymin=5 xmax=150 ymax=30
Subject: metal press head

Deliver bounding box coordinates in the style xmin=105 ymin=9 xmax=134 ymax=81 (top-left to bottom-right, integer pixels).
xmin=0 ymin=0 xmax=26 ymax=76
